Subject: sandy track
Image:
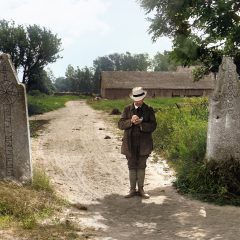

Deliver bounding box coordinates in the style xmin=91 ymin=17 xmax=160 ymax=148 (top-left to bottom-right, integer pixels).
xmin=31 ymin=100 xmax=240 ymax=240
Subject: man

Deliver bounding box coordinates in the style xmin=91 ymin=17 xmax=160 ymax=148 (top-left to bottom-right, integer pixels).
xmin=118 ymin=87 xmax=157 ymax=198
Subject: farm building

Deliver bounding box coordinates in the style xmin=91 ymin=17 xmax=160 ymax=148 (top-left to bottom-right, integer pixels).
xmin=100 ymin=71 xmax=215 ymax=99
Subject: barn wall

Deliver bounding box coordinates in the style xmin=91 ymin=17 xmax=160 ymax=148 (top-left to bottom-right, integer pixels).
xmin=102 ymin=88 xmax=213 ymax=99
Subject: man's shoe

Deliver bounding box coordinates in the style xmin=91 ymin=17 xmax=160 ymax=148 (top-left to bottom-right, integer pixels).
xmin=124 ymin=189 xmax=137 ymax=198
xmin=138 ymin=188 xmax=150 ymax=199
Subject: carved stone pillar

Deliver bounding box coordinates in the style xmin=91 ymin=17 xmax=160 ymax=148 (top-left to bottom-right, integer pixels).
xmin=206 ymin=56 xmax=240 ymax=162
xmin=0 ymin=54 xmax=32 ymax=182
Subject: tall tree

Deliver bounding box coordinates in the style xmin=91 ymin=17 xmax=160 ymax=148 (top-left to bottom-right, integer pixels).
xmin=138 ymin=0 xmax=240 ymax=78
xmin=152 ymin=51 xmax=177 ymax=71
xmin=28 ymin=69 xmax=55 ymax=94
xmin=93 ymin=52 xmax=151 ymax=92
xmin=0 ymin=20 xmax=62 ymax=88
xmin=93 ymin=52 xmax=151 ymax=72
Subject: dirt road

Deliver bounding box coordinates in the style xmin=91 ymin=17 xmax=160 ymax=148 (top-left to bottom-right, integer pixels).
xmin=31 ymin=100 xmax=240 ymax=240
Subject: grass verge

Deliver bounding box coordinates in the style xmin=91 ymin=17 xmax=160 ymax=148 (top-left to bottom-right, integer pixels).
xmin=0 ymin=169 xmax=59 ymax=230
xmin=28 ymin=94 xmax=88 ymax=116
xmin=0 ymin=169 xmax=94 ymax=239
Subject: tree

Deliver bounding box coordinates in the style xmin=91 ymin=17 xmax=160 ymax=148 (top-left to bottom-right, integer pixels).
xmin=28 ymin=69 xmax=55 ymax=94
xmin=93 ymin=52 xmax=151 ymax=72
xmin=0 ymin=20 xmax=62 ymax=89
xmin=54 ymin=77 xmax=71 ymax=92
xmin=138 ymin=0 xmax=240 ymax=78
xmin=56 ymin=65 xmax=95 ymax=93
xmin=152 ymin=51 xmax=177 ymax=71
xmin=92 ymin=52 xmax=151 ymax=92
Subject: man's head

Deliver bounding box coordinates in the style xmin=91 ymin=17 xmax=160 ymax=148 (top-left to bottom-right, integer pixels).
xmin=129 ymin=87 xmax=147 ymax=106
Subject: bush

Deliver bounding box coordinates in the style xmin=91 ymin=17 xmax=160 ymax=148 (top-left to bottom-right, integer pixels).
xmin=153 ymin=98 xmax=208 ymax=161
xmin=153 ymin=97 xmax=240 ymax=205
xmin=32 ymin=168 xmax=54 ymax=193
xmin=167 ymin=116 xmax=207 ymax=161
xmin=28 ymin=103 xmax=44 ymax=115
xmin=28 ymin=90 xmax=47 ymax=97
xmin=175 ymin=159 xmax=240 ymax=205
xmin=153 ymin=107 xmax=176 ymax=153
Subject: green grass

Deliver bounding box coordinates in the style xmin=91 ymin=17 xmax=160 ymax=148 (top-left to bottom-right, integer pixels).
xmin=27 ymin=94 xmax=88 ymax=116
xmin=87 ymin=97 xmax=184 ymax=113
xmin=32 ymin=168 xmax=54 ymax=193
xmin=0 ymin=168 xmax=60 ymax=230
xmin=0 ymin=167 xmax=95 ymax=238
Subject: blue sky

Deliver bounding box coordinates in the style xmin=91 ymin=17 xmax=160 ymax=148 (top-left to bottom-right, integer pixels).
xmin=0 ymin=0 xmax=172 ymax=78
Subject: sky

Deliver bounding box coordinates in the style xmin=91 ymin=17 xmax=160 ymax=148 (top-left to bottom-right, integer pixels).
xmin=0 ymin=0 xmax=172 ymax=78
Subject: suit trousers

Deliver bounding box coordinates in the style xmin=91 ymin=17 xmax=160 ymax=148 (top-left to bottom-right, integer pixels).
xmin=126 ymin=154 xmax=148 ymax=170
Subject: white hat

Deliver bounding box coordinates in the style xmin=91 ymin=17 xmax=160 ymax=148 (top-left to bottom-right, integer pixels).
xmin=129 ymin=87 xmax=147 ymax=101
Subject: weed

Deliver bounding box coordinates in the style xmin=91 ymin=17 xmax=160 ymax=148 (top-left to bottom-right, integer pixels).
xmin=32 ymin=168 xmax=54 ymax=193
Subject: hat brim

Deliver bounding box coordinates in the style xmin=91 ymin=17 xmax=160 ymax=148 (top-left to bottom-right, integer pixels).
xmin=129 ymin=90 xmax=147 ymax=101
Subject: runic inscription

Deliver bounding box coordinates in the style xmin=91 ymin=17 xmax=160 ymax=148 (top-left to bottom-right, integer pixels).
xmin=0 ymin=61 xmax=18 ymax=177
xmin=4 ymin=105 xmax=14 ymax=176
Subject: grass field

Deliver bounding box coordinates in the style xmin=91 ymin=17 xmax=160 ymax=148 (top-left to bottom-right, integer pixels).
xmin=27 ymin=94 xmax=89 ymax=116
xmin=87 ymin=97 xmax=184 ymax=113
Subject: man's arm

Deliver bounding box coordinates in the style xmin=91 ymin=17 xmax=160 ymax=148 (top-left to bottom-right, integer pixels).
xmin=140 ymin=107 xmax=157 ymax=133
xmin=118 ymin=106 xmax=132 ymax=130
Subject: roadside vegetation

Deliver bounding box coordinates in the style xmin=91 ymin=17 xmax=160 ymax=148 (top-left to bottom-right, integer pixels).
xmin=88 ymin=97 xmax=240 ymax=206
xmin=27 ymin=91 xmax=88 ymax=116
xmin=0 ymin=169 xmax=89 ymax=239
xmin=0 ymin=169 xmax=59 ymax=229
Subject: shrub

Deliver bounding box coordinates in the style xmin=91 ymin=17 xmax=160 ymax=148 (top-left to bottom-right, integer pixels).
xmin=32 ymin=168 xmax=54 ymax=193
xmin=167 ymin=116 xmax=207 ymax=161
xmin=175 ymin=159 xmax=240 ymax=205
xmin=153 ymin=107 xmax=176 ymax=153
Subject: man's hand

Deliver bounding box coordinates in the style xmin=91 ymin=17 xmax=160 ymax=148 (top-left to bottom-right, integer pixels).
xmin=131 ymin=115 xmax=142 ymax=125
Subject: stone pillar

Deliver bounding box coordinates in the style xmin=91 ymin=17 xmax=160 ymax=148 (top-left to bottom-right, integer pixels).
xmin=0 ymin=54 xmax=32 ymax=182
xmin=206 ymin=56 xmax=240 ymax=162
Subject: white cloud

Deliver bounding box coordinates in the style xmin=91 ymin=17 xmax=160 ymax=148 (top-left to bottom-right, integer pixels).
xmin=0 ymin=0 xmax=110 ymax=47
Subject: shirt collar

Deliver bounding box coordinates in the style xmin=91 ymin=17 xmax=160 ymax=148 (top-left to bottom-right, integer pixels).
xmin=134 ymin=103 xmax=142 ymax=109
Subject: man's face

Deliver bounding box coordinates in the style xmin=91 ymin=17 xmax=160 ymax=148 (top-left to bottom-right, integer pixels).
xmin=134 ymin=99 xmax=144 ymax=107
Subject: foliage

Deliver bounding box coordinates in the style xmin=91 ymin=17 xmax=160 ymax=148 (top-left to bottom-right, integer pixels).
xmin=92 ymin=52 xmax=151 ymax=93
xmin=54 ymin=65 xmax=95 ymax=93
xmin=27 ymin=94 xmax=82 ymax=115
xmin=175 ymin=159 xmax=240 ymax=205
xmin=138 ymin=0 xmax=240 ymax=77
xmin=28 ymin=69 xmax=55 ymax=94
xmin=152 ymin=97 xmax=208 ymax=160
xmin=93 ymin=52 xmax=151 ymax=72
xmin=152 ymin=51 xmax=178 ymax=71
xmin=0 ymin=19 xmax=62 ymax=89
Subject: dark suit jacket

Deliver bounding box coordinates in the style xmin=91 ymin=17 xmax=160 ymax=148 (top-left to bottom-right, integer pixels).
xmin=118 ymin=102 xmax=157 ymax=157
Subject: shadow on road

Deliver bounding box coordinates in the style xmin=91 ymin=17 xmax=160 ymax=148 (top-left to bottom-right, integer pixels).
xmin=73 ymin=186 xmax=240 ymax=240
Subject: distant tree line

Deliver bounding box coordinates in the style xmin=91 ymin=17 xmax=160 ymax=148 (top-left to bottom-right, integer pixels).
xmin=0 ymin=19 xmax=178 ymax=95
xmin=54 ymin=51 xmax=178 ymax=94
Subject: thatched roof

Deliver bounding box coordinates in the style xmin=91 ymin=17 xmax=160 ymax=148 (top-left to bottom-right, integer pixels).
xmin=101 ymin=71 xmax=214 ymax=89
